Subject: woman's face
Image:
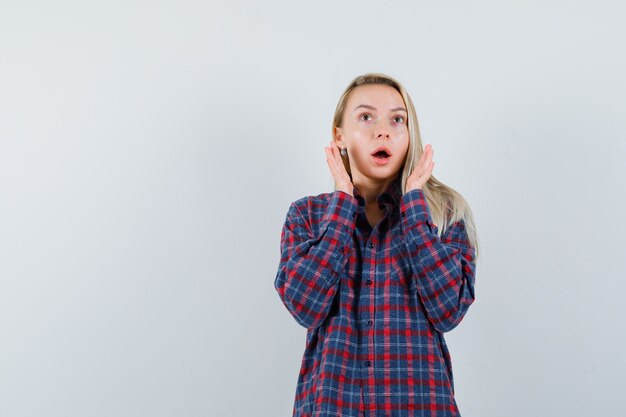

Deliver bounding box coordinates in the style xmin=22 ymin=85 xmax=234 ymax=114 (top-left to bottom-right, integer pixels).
xmin=334 ymin=84 xmax=410 ymax=184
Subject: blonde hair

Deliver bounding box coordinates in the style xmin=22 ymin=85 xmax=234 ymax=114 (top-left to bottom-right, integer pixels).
xmin=332 ymin=73 xmax=479 ymax=261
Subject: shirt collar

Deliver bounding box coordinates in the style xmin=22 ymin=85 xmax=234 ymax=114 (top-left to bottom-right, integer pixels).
xmin=352 ymin=174 xmax=403 ymax=209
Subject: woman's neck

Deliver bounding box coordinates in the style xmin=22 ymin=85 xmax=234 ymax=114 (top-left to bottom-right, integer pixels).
xmin=353 ymin=174 xmax=398 ymax=206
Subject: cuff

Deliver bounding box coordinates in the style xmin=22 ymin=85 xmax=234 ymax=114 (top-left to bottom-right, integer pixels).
xmin=321 ymin=190 xmax=359 ymax=230
xmin=400 ymin=188 xmax=439 ymax=236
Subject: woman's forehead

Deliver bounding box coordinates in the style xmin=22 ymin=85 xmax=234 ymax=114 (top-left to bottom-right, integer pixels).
xmin=347 ymin=84 xmax=405 ymax=110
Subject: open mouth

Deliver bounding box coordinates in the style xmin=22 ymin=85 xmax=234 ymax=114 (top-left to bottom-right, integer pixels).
xmin=371 ymin=146 xmax=392 ymax=161
xmin=371 ymin=147 xmax=392 ymax=165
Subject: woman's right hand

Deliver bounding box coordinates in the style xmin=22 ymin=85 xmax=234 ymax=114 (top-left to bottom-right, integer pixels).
xmin=324 ymin=140 xmax=354 ymax=196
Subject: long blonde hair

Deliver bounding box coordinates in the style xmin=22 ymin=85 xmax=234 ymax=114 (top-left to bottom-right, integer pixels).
xmin=332 ymin=73 xmax=479 ymax=261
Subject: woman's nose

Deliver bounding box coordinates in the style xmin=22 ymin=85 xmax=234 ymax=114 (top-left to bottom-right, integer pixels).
xmin=376 ymin=128 xmax=390 ymax=138
xmin=375 ymin=119 xmax=391 ymax=138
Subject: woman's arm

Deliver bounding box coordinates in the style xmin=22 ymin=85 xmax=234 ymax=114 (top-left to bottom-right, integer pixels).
xmin=274 ymin=191 xmax=357 ymax=329
xmin=400 ymin=188 xmax=477 ymax=333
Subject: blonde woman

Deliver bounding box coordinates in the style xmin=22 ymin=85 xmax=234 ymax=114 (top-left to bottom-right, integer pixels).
xmin=275 ymin=73 xmax=479 ymax=417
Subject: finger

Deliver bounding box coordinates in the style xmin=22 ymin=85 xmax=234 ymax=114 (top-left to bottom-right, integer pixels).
xmin=325 ymin=146 xmax=339 ymax=175
xmin=425 ymin=161 xmax=434 ymax=179
xmin=331 ymin=143 xmax=348 ymax=177
xmin=417 ymin=147 xmax=426 ymax=166
xmin=422 ymin=147 xmax=433 ymax=171
xmin=415 ymin=151 xmax=430 ymax=178
xmin=423 ymin=144 xmax=433 ymax=160
xmin=428 ymin=148 xmax=434 ymax=169
xmin=331 ymin=142 xmax=343 ymax=164
xmin=327 ymin=145 xmax=346 ymax=183
xmin=327 ymin=141 xmax=338 ymax=162
xmin=324 ymin=146 xmax=336 ymax=173
xmin=415 ymin=145 xmax=430 ymax=174
xmin=326 ymin=154 xmax=341 ymax=185
xmin=327 ymin=145 xmax=341 ymax=175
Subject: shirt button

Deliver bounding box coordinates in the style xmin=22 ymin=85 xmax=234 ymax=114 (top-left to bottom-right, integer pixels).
xmin=366 ymin=279 xmax=372 ymax=285
xmin=365 ymin=361 xmax=371 ymax=367
xmin=401 ymin=211 xmax=406 ymax=217
xmin=368 ymin=243 xmax=374 ymax=248
xmin=367 ymin=320 xmax=372 ymax=326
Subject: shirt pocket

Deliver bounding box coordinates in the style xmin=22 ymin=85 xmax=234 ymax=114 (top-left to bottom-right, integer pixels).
xmin=387 ymin=236 xmax=417 ymax=293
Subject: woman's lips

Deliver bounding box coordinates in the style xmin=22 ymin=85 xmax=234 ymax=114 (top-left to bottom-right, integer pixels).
xmin=372 ymin=154 xmax=391 ymax=165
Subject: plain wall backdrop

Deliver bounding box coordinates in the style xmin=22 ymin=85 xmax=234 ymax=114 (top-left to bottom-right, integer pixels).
xmin=1 ymin=1 xmax=625 ymax=416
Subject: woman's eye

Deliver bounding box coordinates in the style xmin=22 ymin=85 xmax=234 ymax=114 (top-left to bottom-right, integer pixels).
xmin=394 ymin=116 xmax=405 ymax=123
xmin=360 ymin=114 xmax=373 ymax=121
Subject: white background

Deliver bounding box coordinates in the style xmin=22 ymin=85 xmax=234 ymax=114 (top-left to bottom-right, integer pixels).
xmin=1 ymin=1 xmax=624 ymax=416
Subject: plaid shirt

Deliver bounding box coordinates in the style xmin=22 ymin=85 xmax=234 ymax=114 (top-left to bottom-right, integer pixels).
xmin=274 ymin=174 xmax=477 ymax=417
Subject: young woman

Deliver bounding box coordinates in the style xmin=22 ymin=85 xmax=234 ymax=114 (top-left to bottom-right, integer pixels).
xmin=274 ymin=73 xmax=479 ymax=417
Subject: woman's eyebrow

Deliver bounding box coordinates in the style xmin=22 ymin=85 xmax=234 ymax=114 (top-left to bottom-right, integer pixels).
xmin=353 ymin=104 xmax=407 ymax=113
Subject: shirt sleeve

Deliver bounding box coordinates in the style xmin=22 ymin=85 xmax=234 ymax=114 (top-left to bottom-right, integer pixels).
xmin=274 ymin=191 xmax=358 ymax=329
xmin=400 ymin=188 xmax=477 ymax=333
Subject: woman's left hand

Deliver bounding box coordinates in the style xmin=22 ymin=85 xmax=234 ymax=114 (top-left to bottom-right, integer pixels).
xmin=406 ymin=144 xmax=434 ymax=192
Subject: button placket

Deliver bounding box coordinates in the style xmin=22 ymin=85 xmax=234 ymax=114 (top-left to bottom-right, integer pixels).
xmin=364 ymin=240 xmax=376 ymax=373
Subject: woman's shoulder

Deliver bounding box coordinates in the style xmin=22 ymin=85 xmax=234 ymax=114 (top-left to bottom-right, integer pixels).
xmin=286 ymin=190 xmax=359 ymax=234
xmin=289 ymin=190 xmax=334 ymax=214
xmin=280 ymin=192 xmax=335 ymax=235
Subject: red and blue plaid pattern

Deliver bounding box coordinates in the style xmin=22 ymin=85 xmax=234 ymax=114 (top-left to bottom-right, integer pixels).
xmin=275 ymin=175 xmax=477 ymax=417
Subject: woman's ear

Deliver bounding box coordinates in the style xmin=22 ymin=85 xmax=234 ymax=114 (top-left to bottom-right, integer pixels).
xmin=333 ymin=126 xmax=345 ymax=149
